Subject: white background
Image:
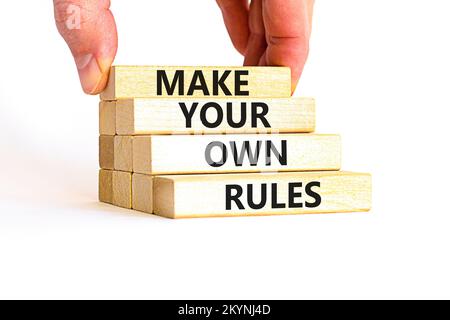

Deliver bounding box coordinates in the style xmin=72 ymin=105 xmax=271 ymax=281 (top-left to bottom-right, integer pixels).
xmin=0 ymin=0 xmax=449 ymax=299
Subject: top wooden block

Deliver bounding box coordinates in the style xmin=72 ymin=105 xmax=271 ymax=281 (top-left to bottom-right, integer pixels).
xmin=100 ymin=66 xmax=292 ymax=100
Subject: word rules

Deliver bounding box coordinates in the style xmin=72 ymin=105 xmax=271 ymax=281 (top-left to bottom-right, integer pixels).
xmin=151 ymin=171 xmax=372 ymax=218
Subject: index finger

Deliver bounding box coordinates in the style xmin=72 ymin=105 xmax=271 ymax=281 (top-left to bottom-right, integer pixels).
xmin=262 ymin=0 xmax=314 ymax=92
xmin=217 ymin=0 xmax=250 ymax=55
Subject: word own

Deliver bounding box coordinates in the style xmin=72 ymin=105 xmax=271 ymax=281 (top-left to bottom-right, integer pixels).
xmin=205 ymin=140 xmax=287 ymax=167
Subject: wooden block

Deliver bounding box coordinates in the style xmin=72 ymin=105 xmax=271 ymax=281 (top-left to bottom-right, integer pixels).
xmin=98 ymin=170 xmax=132 ymax=209
xmin=99 ymin=136 xmax=114 ymax=170
xmin=99 ymin=101 xmax=116 ymax=135
xmin=114 ymin=136 xmax=133 ymax=172
xmin=100 ymin=66 xmax=291 ymax=100
xmin=99 ymin=169 xmax=113 ymax=204
xmin=133 ymin=134 xmax=341 ymax=175
xmin=113 ymin=97 xmax=315 ymax=135
xmin=132 ymin=173 xmax=153 ymax=214
xmin=152 ymin=171 xmax=372 ymax=219
xmin=99 ymin=136 xmax=133 ymax=172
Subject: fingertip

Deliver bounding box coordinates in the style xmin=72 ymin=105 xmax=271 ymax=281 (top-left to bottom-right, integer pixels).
xmin=290 ymin=58 xmax=306 ymax=94
xmin=76 ymin=54 xmax=111 ymax=95
xmin=234 ymin=42 xmax=248 ymax=56
xmin=290 ymin=64 xmax=305 ymax=95
xmin=265 ymin=36 xmax=309 ymax=95
xmin=291 ymin=78 xmax=299 ymax=95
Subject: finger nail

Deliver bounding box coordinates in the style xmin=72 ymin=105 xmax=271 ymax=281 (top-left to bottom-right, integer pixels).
xmin=75 ymin=54 xmax=107 ymax=95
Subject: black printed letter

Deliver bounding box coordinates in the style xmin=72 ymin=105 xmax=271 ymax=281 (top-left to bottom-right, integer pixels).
xmin=305 ymin=182 xmax=321 ymax=208
xmin=179 ymin=102 xmax=198 ymax=128
xmin=157 ymin=70 xmax=184 ymax=96
xmin=226 ymin=185 xmax=244 ymax=210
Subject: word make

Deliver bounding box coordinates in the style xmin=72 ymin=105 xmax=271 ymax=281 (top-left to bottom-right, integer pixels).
xmin=100 ymin=66 xmax=292 ymax=99
xmin=157 ymin=70 xmax=249 ymax=96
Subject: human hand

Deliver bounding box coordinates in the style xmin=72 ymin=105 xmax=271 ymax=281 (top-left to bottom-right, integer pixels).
xmin=53 ymin=0 xmax=313 ymax=94
xmin=53 ymin=0 xmax=117 ymax=94
xmin=217 ymin=0 xmax=314 ymax=92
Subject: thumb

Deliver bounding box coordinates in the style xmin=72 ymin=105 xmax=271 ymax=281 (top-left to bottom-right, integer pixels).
xmin=54 ymin=0 xmax=118 ymax=94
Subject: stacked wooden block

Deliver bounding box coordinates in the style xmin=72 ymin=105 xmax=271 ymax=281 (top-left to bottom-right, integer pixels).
xmin=99 ymin=66 xmax=371 ymax=218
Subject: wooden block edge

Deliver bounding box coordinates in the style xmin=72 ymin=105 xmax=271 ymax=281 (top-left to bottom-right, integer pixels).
xmin=99 ymin=136 xmax=115 ymax=170
xmin=116 ymin=99 xmax=136 ymax=135
xmin=132 ymin=173 xmax=154 ymax=214
xmin=99 ymin=169 xmax=113 ymax=204
xmin=114 ymin=136 xmax=134 ymax=172
xmin=100 ymin=67 xmax=116 ymax=101
xmin=153 ymin=176 xmax=175 ymax=219
xmin=112 ymin=171 xmax=132 ymax=209
xmin=99 ymin=101 xmax=116 ymax=135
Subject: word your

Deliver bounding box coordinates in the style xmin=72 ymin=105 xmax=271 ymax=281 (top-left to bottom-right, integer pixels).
xmin=205 ymin=140 xmax=287 ymax=167
xmin=226 ymin=182 xmax=322 ymax=210
xmin=157 ymin=70 xmax=249 ymax=96
xmin=179 ymin=101 xmax=271 ymax=129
